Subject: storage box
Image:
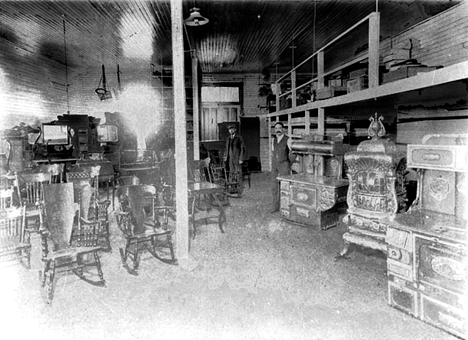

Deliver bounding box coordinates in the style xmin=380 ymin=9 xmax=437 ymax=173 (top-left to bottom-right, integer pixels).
xmin=316 ymin=86 xmax=347 ymax=100
xmin=382 ymin=65 xmax=438 ymax=83
xmin=347 ymin=75 xmax=368 ymax=93
xmin=349 ymin=68 xmax=367 ymax=78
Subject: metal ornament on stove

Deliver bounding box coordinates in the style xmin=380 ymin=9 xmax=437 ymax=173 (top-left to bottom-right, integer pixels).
xmin=368 ymin=113 xmax=386 ymax=139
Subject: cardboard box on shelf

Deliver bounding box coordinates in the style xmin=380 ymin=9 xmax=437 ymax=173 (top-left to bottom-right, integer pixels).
xmin=347 ymin=75 xmax=368 ymax=93
xmin=349 ymin=68 xmax=367 ymax=79
xmin=382 ymin=65 xmax=439 ymax=83
xmin=316 ymin=86 xmax=347 ymax=100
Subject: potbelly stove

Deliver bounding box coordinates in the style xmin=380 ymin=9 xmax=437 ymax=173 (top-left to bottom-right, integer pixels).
xmin=339 ymin=113 xmax=407 ymax=257
xmin=382 ymin=134 xmax=468 ymax=339
xmin=277 ymin=135 xmax=349 ymax=230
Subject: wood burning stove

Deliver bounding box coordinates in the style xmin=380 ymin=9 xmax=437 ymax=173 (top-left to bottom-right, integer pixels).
xmin=338 ymin=113 xmax=407 ymax=257
xmin=383 ymin=133 xmax=468 ymax=339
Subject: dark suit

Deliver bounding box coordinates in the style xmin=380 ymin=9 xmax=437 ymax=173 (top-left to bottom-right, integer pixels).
xmin=271 ymin=135 xmax=291 ymax=211
xmin=225 ymin=134 xmax=245 ymax=194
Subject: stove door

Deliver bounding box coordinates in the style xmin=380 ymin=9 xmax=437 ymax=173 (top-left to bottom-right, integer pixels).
xmin=415 ymin=234 xmax=467 ymax=296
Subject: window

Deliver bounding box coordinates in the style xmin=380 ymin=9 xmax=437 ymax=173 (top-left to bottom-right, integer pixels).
xmin=202 ymin=86 xmax=239 ymax=103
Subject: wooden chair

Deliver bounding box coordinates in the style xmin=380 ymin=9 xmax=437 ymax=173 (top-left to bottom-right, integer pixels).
xmin=35 ymin=163 xmax=64 ymax=183
xmin=17 ymin=171 xmax=51 ymax=232
xmin=189 ymin=161 xmax=227 ymax=239
xmin=0 ymin=188 xmax=15 ymax=210
xmin=209 ymin=164 xmax=230 ymax=206
xmin=113 ymin=175 xmax=140 ymax=210
xmin=39 ymin=182 xmax=106 ymax=304
xmin=0 ymin=206 xmax=31 ymax=268
xmin=67 ymin=167 xmax=111 ymax=252
xmin=115 ymin=184 xmax=176 ymax=275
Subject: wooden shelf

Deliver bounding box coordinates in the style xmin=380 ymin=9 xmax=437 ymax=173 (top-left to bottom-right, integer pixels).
xmin=268 ymin=61 xmax=468 ymax=117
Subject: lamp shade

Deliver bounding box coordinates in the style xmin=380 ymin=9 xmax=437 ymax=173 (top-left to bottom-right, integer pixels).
xmin=184 ymin=8 xmax=209 ymax=26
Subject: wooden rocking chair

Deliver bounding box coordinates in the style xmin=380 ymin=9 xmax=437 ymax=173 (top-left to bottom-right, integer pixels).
xmin=115 ymin=184 xmax=177 ymax=275
xmin=39 ymin=182 xmax=106 ymax=304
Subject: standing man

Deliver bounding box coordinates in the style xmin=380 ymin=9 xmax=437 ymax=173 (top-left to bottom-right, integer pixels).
xmin=224 ymin=124 xmax=245 ymax=197
xmin=270 ymin=121 xmax=293 ymax=213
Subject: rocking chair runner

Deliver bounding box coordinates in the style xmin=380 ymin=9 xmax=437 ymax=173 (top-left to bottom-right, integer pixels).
xmin=115 ymin=184 xmax=177 ymax=275
xmin=39 ymin=182 xmax=106 ymax=304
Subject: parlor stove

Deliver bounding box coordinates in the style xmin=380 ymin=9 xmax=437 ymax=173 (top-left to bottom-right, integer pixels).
xmin=277 ymin=135 xmax=349 ymax=230
xmin=339 ymin=113 xmax=407 ymax=257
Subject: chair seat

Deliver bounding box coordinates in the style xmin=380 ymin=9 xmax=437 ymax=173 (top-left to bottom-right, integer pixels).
xmin=0 ymin=242 xmax=31 ymax=254
xmin=25 ymin=209 xmax=40 ymax=217
xmin=132 ymin=221 xmax=170 ymax=238
xmin=44 ymin=245 xmax=102 ymax=259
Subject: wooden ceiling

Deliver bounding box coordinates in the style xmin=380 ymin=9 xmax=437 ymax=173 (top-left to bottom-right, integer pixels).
xmin=0 ymin=0 xmax=459 ymax=77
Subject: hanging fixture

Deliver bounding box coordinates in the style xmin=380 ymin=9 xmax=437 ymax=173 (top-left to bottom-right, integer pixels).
xmin=184 ymin=7 xmax=209 ymax=26
xmin=95 ymin=65 xmax=112 ymax=101
xmin=62 ymin=15 xmax=71 ymax=114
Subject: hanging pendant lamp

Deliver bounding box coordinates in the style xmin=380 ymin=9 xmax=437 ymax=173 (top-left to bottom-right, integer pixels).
xmin=184 ymin=7 xmax=209 ymax=26
xmin=95 ymin=65 xmax=112 ymax=101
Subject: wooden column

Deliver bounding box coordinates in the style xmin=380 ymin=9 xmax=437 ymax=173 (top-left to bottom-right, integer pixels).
xmin=317 ymin=51 xmax=325 ymax=89
xmin=171 ymin=0 xmax=189 ymax=259
xmin=317 ymin=51 xmax=325 ymax=136
xmin=368 ymin=12 xmax=380 ymax=88
xmin=291 ymin=70 xmax=296 ymax=108
xmin=317 ymin=107 xmax=325 ymax=135
xmin=192 ymin=57 xmax=200 ymax=160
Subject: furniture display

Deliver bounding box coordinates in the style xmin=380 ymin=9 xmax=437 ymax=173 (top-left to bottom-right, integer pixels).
xmin=383 ymin=134 xmax=467 ymax=339
xmin=188 ymin=181 xmax=227 ymax=239
xmin=119 ymin=149 xmax=158 ymax=186
xmin=39 ymin=183 xmax=106 ymax=304
xmin=278 ymin=135 xmax=349 ymax=229
xmin=0 ymin=206 xmax=31 ymax=268
xmin=266 ymin=7 xmax=468 ymax=166
xmin=115 ymin=184 xmax=176 ymax=275
xmin=339 ymin=114 xmax=407 ymax=257
xmin=66 ymin=165 xmax=111 ymax=251
xmin=208 ymin=163 xmax=230 ymax=205
xmin=278 ymin=174 xmax=348 ymax=230
xmin=34 ymin=163 xmax=64 ymax=183
xmin=67 ymin=165 xmax=101 ymax=217
xmin=0 ymin=188 xmax=14 ymax=210
xmin=17 ymin=171 xmax=52 ymax=232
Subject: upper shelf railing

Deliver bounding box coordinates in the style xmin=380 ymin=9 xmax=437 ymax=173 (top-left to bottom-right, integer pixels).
xmin=274 ymin=12 xmax=380 ymax=113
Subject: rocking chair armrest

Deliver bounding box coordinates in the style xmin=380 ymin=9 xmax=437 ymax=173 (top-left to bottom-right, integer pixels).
xmin=79 ymin=216 xmax=101 ymax=228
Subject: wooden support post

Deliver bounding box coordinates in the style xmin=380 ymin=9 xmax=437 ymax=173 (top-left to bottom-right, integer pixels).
xmin=305 ymin=110 xmax=311 ymax=135
xmin=317 ymin=51 xmax=325 ymax=89
xmin=275 ymin=83 xmax=280 ymax=111
xmin=171 ymin=0 xmax=189 ymax=260
xmin=291 ymin=70 xmax=296 ymax=108
xmin=192 ymin=57 xmax=200 ymax=160
xmin=368 ymin=12 xmax=380 ymax=88
xmin=317 ymin=107 xmax=325 ymax=135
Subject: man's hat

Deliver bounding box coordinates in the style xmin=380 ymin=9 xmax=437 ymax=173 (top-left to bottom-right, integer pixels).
xmin=227 ymin=124 xmax=237 ymax=130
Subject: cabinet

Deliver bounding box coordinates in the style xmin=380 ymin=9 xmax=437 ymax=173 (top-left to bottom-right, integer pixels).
xmin=383 ymin=134 xmax=467 ymax=339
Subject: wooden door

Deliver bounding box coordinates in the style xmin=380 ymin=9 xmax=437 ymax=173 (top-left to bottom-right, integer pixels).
xmin=201 ymin=104 xmax=240 ymax=141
